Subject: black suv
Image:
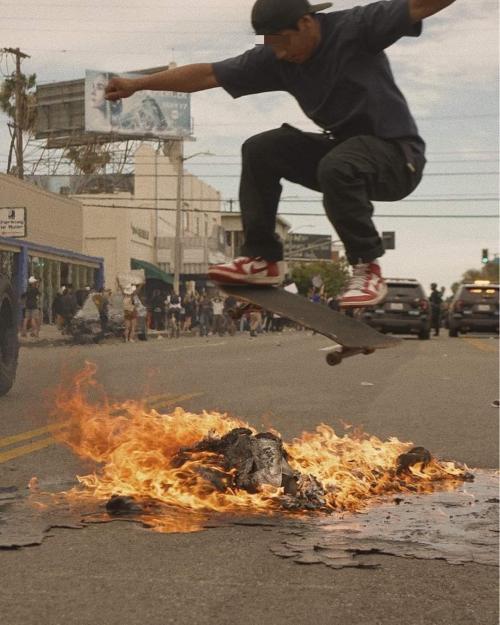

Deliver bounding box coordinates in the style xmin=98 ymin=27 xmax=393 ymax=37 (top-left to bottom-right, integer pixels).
xmin=448 ymin=282 xmax=499 ymax=337
xmin=361 ymin=278 xmax=431 ymax=339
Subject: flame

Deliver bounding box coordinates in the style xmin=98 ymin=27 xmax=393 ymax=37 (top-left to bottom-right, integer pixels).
xmin=47 ymin=363 xmax=469 ymax=531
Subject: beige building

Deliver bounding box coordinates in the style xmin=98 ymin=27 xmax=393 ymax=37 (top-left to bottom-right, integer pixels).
xmin=0 ymin=173 xmax=103 ymax=322
xmin=29 ymin=142 xmax=227 ymax=291
xmin=1 ymin=172 xmax=83 ymax=252
xmin=74 ymin=144 xmax=226 ymax=289
xmin=222 ymin=212 xmax=291 ymax=260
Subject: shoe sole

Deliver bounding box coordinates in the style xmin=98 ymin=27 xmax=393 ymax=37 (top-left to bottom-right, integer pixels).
xmin=339 ymin=282 xmax=388 ymax=308
xmin=208 ymin=269 xmax=283 ymax=286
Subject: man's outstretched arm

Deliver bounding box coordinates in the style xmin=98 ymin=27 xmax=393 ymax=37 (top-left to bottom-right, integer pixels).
xmin=105 ymin=63 xmax=219 ymax=101
xmin=409 ymin=0 xmax=456 ymax=22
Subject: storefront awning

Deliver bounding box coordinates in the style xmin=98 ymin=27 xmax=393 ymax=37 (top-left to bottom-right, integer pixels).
xmin=131 ymin=258 xmax=173 ymax=285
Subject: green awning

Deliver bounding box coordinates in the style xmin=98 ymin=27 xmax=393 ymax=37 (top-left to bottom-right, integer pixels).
xmin=131 ymin=258 xmax=174 ymax=285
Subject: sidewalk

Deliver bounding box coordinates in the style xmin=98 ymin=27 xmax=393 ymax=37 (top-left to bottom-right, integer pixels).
xmin=18 ymin=324 xmax=197 ymax=348
xmin=18 ymin=324 xmax=70 ymax=348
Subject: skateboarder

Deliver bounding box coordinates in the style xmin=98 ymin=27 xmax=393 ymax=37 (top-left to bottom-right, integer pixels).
xmin=105 ymin=0 xmax=456 ymax=307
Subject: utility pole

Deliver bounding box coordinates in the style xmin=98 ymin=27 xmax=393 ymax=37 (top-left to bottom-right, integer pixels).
xmin=172 ymin=147 xmax=214 ymax=294
xmin=173 ymin=139 xmax=184 ymax=295
xmin=2 ymin=47 xmax=30 ymax=180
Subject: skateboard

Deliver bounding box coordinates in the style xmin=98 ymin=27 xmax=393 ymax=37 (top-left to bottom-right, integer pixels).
xmin=219 ymin=285 xmax=400 ymax=366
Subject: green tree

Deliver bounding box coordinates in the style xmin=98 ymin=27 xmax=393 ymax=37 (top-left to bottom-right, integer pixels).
xmin=0 ymin=71 xmax=37 ymax=174
xmin=290 ymin=259 xmax=350 ymax=297
xmin=450 ymin=261 xmax=499 ymax=294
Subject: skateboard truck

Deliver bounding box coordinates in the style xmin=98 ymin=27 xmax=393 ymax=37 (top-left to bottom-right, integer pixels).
xmin=325 ymin=346 xmax=375 ymax=366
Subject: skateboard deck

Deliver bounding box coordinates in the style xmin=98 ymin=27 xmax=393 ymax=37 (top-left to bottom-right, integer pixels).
xmin=219 ymin=285 xmax=400 ymax=366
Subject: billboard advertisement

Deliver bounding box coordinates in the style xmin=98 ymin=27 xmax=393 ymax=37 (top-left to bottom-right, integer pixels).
xmin=85 ymin=70 xmax=191 ymax=138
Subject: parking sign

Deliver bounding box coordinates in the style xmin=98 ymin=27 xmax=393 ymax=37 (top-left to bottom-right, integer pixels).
xmin=0 ymin=207 xmax=27 ymax=238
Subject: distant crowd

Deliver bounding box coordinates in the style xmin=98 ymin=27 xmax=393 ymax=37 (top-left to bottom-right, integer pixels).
xmin=20 ymin=277 xmax=308 ymax=342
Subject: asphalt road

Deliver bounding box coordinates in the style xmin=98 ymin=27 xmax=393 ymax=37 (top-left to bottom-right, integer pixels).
xmin=0 ymin=330 xmax=498 ymax=625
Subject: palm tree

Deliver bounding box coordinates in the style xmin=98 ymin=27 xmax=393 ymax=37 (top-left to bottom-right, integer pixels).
xmin=0 ymin=71 xmax=37 ymax=174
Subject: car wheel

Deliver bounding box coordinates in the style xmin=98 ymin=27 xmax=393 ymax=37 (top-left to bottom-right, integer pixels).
xmin=0 ymin=276 xmax=19 ymax=396
xmin=448 ymin=325 xmax=459 ymax=338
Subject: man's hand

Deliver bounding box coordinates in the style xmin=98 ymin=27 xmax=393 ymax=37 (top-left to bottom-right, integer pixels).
xmin=105 ymin=77 xmax=138 ymax=101
xmin=409 ymin=0 xmax=456 ymax=23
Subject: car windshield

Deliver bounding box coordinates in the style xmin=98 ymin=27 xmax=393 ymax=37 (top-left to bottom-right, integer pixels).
xmin=387 ymin=284 xmax=423 ymax=298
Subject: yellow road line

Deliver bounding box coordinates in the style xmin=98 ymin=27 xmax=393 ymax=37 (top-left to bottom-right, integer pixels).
xmin=0 ymin=423 xmax=65 ymax=449
xmin=463 ymin=338 xmax=498 ymax=353
xmin=0 ymin=392 xmax=204 ymax=463
xmin=0 ymin=437 xmax=57 ymax=464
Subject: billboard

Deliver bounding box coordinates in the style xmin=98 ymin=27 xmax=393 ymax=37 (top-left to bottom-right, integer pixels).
xmin=0 ymin=208 xmax=27 ymax=238
xmin=85 ymin=70 xmax=191 ymax=138
xmin=286 ymin=233 xmax=332 ymax=261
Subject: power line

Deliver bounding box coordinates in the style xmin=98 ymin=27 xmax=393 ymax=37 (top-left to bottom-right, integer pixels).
xmin=70 ymin=205 xmax=500 ymax=218
xmin=75 ymin=196 xmax=498 ymax=203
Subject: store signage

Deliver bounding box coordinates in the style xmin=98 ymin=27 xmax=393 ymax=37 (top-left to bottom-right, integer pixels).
xmin=0 ymin=207 xmax=27 ymax=238
xmin=131 ymin=225 xmax=149 ymax=240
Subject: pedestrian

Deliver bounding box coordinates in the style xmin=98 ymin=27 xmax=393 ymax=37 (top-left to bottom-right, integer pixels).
xmin=123 ymin=286 xmax=138 ymax=342
xmin=327 ymin=295 xmax=340 ymax=311
xmin=21 ymin=276 xmax=41 ymax=338
xmin=105 ymin=0 xmax=454 ymax=307
xmin=183 ymin=294 xmax=196 ymax=333
xmin=93 ymin=287 xmax=110 ymax=335
xmin=429 ymin=282 xmax=443 ymax=337
xmin=212 ymin=295 xmax=225 ymax=336
xmin=198 ymin=294 xmax=213 ymax=337
xmin=52 ymin=287 xmax=67 ymax=331
xmin=249 ymin=308 xmax=263 ymax=337
xmin=150 ymin=289 xmax=165 ymax=330
xmin=60 ymin=285 xmax=78 ymax=334
xmin=135 ymin=291 xmax=148 ymax=341
xmin=166 ymin=292 xmax=182 ymax=337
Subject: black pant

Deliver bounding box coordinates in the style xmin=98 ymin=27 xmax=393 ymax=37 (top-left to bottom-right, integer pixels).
xmin=239 ymin=124 xmax=425 ymax=264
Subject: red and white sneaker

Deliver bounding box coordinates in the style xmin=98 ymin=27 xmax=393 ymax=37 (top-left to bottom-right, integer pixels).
xmin=339 ymin=260 xmax=388 ymax=308
xmin=208 ymin=256 xmax=284 ymax=286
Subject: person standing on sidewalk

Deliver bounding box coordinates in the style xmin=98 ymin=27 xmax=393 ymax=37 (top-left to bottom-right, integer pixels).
xmin=21 ymin=276 xmax=41 ymax=338
xmin=105 ymin=0 xmax=456 ymax=307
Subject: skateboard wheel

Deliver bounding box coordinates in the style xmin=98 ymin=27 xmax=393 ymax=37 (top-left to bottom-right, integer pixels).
xmin=362 ymin=348 xmax=375 ymax=356
xmin=326 ymin=351 xmax=342 ymax=366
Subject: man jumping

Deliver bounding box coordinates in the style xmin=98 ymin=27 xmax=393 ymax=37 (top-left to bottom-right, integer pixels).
xmin=105 ymin=0 xmax=456 ymax=307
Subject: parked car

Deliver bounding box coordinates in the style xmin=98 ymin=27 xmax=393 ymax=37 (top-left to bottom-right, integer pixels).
xmin=361 ymin=278 xmax=431 ymax=340
xmin=0 ymin=275 xmax=19 ymax=395
xmin=448 ymin=281 xmax=499 ymax=337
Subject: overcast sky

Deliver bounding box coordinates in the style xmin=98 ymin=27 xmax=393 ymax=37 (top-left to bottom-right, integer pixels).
xmin=0 ymin=0 xmax=498 ymax=292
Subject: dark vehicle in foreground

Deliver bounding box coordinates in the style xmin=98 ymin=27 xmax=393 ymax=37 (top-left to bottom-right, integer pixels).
xmin=0 ymin=275 xmax=19 ymax=395
xmin=448 ymin=281 xmax=499 ymax=337
xmin=361 ymin=278 xmax=431 ymax=340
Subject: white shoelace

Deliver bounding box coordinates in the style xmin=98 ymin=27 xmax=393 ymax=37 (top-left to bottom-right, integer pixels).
xmin=347 ymin=264 xmax=370 ymax=291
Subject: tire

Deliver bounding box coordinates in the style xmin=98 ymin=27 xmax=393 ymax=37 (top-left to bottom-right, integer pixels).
xmin=0 ymin=276 xmax=19 ymax=396
xmin=418 ymin=328 xmax=430 ymax=340
xmin=448 ymin=325 xmax=459 ymax=338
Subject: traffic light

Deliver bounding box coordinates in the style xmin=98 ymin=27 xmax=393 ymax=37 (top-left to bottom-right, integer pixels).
xmin=481 ymin=248 xmax=489 ymax=264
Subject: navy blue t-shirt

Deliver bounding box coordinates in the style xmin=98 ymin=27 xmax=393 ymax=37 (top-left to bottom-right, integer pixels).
xmin=212 ymin=0 xmax=424 ymax=152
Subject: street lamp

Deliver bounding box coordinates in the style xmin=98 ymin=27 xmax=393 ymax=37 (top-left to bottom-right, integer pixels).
xmin=173 ymin=147 xmax=215 ymax=293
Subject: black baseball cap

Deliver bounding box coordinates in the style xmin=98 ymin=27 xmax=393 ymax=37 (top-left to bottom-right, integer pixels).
xmin=252 ymin=0 xmax=333 ymax=35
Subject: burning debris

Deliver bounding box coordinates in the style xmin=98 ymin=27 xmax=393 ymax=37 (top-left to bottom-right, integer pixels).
xmin=47 ymin=364 xmax=474 ymax=528
xmin=172 ymin=428 xmax=328 ymax=510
